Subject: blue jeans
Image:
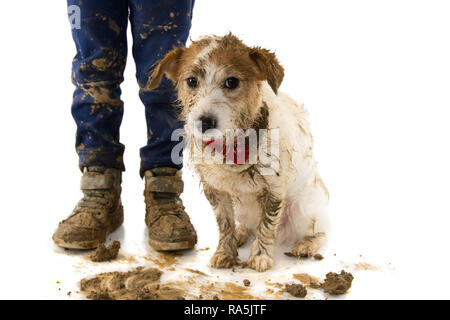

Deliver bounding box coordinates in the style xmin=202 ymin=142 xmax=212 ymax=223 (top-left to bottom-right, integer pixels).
xmin=68 ymin=0 xmax=194 ymax=175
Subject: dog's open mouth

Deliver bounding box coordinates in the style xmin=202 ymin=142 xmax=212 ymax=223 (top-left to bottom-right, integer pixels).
xmin=204 ymin=137 xmax=250 ymax=165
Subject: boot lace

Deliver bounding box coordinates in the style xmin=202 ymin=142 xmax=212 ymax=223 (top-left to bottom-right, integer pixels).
xmin=73 ymin=189 xmax=111 ymax=219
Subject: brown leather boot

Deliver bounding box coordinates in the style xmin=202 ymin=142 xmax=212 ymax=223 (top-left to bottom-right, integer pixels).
xmin=53 ymin=166 xmax=123 ymax=249
xmin=144 ymin=167 xmax=197 ymax=251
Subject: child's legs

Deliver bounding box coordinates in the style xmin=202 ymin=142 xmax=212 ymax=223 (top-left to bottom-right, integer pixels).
xmin=68 ymin=0 xmax=128 ymax=171
xmin=129 ymin=0 xmax=195 ymax=176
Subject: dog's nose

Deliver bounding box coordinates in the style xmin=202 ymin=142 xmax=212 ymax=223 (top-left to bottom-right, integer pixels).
xmin=199 ymin=116 xmax=217 ymax=133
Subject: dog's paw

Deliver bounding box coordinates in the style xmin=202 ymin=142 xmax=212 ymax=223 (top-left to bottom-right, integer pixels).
xmin=291 ymin=238 xmax=319 ymax=258
xmin=247 ymin=253 xmax=274 ymax=272
xmin=210 ymin=251 xmax=238 ymax=269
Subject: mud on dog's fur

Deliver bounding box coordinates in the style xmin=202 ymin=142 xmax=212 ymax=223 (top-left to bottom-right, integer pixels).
xmin=147 ymin=34 xmax=330 ymax=272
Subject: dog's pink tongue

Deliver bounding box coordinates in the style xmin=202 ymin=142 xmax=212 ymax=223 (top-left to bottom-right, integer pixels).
xmin=205 ymin=139 xmax=249 ymax=165
xmin=231 ymin=142 xmax=249 ymax=165
xmin=205 ymin=139 xmax=219 ymax=148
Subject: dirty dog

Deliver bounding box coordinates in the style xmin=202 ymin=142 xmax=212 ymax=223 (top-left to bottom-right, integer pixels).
xmin=147 ymin=34 xmax=330 ymax=272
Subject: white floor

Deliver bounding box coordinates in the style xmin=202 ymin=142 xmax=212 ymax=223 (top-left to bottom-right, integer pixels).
xmin=2 ymin=0 xmax=450 ymax=300
xmin=1 ymin=167 xmax=440 ymax=300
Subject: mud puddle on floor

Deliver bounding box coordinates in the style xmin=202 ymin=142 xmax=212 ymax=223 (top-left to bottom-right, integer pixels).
xmin=62 ymin=248 xmax=386 ymax=300
xmin=80 ymin=266 xmax=262 ymax=300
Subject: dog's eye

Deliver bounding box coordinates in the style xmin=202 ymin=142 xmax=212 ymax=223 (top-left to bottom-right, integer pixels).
xmin=187 ymin=77 xmax=198 ymax=88
xmin=224 ymin=77 xmax=240 ymax=90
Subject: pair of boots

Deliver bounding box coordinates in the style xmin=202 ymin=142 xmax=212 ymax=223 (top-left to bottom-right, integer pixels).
xmin=52 ymin=167 xmax=197 ymax=251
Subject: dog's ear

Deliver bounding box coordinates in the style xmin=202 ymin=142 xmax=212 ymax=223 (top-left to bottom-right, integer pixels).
xmin=146 ymin=46 xmax=185 ymax=90
xmin=249 ymin=47 xmax=284 ymax=94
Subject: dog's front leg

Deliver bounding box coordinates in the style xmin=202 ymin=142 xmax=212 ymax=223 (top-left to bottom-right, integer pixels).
xmin=247 ymin=190 xmax=284 ymax=272
xmin=204 ymin=185 xmax=238 ymax=268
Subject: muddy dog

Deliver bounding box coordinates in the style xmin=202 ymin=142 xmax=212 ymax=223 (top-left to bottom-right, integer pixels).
xmin=147 ymin=34 xmax=330 ymax=272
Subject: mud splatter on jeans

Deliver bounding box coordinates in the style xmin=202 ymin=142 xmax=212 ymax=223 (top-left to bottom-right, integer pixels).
xmin=68 ymin=0 xmax=195 ymax=173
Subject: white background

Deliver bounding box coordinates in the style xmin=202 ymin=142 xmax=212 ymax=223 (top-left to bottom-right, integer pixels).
xmin=0 ymin=0 xmax=449 ymax=299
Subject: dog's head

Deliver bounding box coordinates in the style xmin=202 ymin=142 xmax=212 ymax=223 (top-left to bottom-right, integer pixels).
xmin=146 ymin=34 xmax=284 ymax=164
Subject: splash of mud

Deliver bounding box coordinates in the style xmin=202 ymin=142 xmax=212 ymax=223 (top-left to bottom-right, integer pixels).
xmin=145 ymin=252 xmax=181 ymax=268
xmin=184 ymin=268 xmax=209 ymax=277
xmin=293 ymin=273 xmax=322 ymax=289
xmin=217 ymin=282 xmax=259 ymax=300
xmin=354 ymin=262 xmax=379 ymax=271
xmin=264 ymin=281 xmax=284 ymax=299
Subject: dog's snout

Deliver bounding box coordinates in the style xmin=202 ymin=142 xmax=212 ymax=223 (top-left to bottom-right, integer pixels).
xmin=199 ymin=116 xmax=217 ymax=133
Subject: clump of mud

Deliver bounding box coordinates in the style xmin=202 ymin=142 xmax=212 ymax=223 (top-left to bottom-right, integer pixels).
xmin=314 ymin=253 xmax=324 ymax=260
xmin=285 ymin=283 xmax=307 ymax=298
xmin=80 ymin=267 xmax=186 ymax=300
xmin=322 ymin=270 xmax=354 ymax=295
xmin=243 ymin=279 xmax=251 ymax=287
xmin=89 ymin=241 xmax=120 ymax=262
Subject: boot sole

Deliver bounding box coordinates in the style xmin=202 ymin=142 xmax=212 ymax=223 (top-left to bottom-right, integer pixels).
xmin=52 ymin=238 xmax=101 ymax=250
xmin=148 ymin=236 xmax=196 ymax=251
xmin=53 ymin=204 xmax=124 ymax=250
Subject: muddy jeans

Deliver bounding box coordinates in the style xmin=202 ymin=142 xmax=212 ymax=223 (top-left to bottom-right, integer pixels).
xmin=68 ymin=0 xmax=194 ymax=175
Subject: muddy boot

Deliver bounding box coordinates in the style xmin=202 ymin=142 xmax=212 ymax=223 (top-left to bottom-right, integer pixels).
xmin=144 ymin=168 xmax=197 ymax=251
xmin=52 ymin=167 xmax=124 ymax=249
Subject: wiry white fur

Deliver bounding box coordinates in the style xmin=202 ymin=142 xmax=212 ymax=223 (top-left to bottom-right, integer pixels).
xmin=261 ymin=85 xmax=330 ymax=245
xmin=193 ymin=36 xmax=219 ymax=66
xmin=147 ymin=33 xmax=330 ymax=271
xmin=190 ymin=82 xmax=330 ymax=259
xmin=182 ymin=38 xmax=330 ymax=271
